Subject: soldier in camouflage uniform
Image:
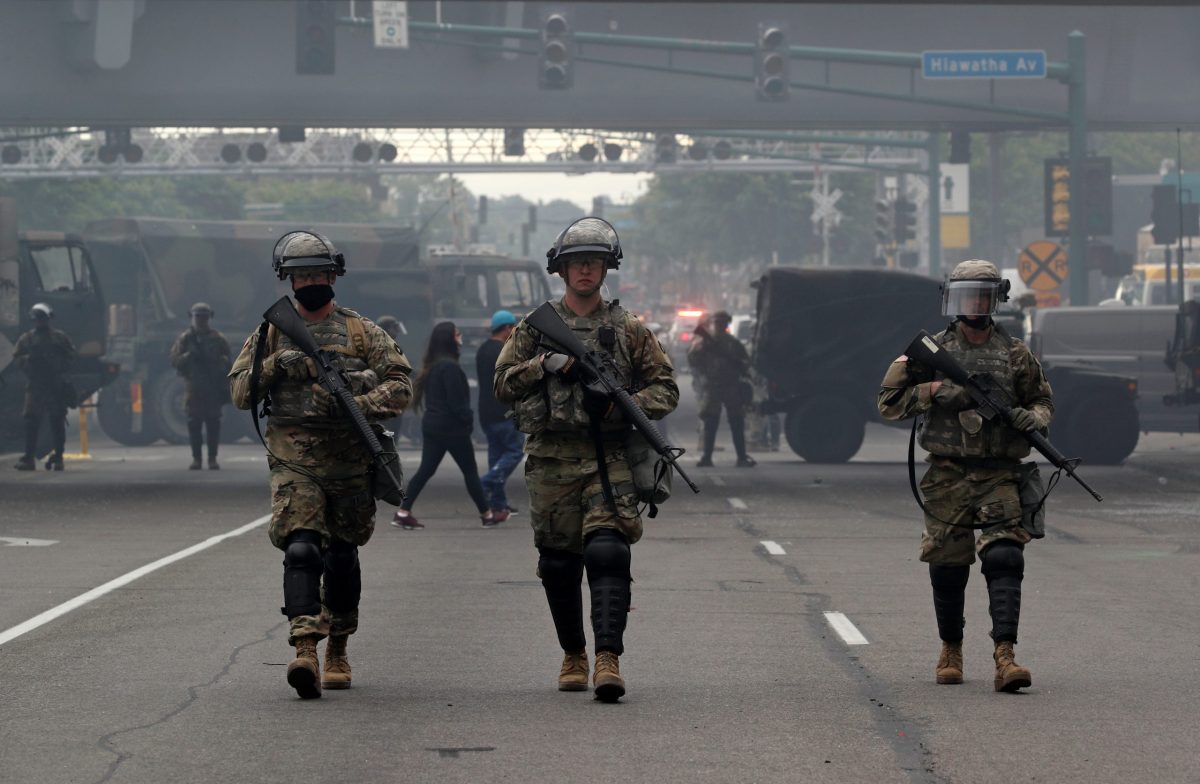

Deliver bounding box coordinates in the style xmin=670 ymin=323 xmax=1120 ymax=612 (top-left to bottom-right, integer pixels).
xmin=228 ymin=231 xmax=412 ymax=700
xmin=687 ymin=310 xmax=756 ymax=467
xmin=12 ymin=303 xmax=76 ymax=471
xmin=494 ymin=218 xmax=679 ymax=703
xmin=170 ymin=302 xmax=232 ymax=470
xmin=878 ymin=260 xmax=1053 ymax=693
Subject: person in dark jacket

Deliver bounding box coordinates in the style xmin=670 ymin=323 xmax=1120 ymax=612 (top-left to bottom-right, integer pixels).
xmin=391 ymin=322 xmax=499 ymax=530
xmin=476 ymin=310 xmax=525 ymax=517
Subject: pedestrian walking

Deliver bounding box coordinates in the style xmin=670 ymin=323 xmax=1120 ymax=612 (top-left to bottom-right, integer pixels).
xmin=229 ymin=230 xmax=413 ymax=699
xmin=494 ymin=217 xmax=679 ymax=702
xmin=878 ymin=259 xmax=1053 ymax=692
xmin=477 ymin=309 xmax=525 ymax=517
xmin=390 ymin=321 xmax=500 ymax=530
xmin=170 ymin=302 xmax=232 ymax=470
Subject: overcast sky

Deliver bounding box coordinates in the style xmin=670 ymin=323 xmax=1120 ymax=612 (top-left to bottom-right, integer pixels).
xmin=455 ymin=171 xmax=650 ymax=210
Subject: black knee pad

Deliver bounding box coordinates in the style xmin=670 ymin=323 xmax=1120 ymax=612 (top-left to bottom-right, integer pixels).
xmin=322 ymin=539 xmax=362 ymax=615
xmin=282 ymin=530 xmax=323 ymax=619
xmin=930 ymin=563 xmax=970 ymax=592
xmin=582 ymin=529 xmax=631 ymax=581
xmin=538 ymin=548 xmax=584 ymax=588
xmin=981 ymin=541 xmax=1025 ymax=580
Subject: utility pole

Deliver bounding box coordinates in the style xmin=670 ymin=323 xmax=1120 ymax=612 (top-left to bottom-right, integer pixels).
xmin=1066 ymin=31 xmax=1088 ymax=305
xmin=926 ymin=133 xmax=941 ymax=276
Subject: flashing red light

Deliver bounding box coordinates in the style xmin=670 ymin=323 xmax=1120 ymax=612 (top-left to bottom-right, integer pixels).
xmin=680 ymin=332 xmax=692 ymax=342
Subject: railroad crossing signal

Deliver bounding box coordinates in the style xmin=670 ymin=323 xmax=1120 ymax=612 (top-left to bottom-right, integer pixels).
xmin=1019 ymin=240 xmax=1068 ymax=292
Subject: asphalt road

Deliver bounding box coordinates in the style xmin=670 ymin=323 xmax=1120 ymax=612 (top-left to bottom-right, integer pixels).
xmin=2 ymin=393 xmax=1198 ymax=784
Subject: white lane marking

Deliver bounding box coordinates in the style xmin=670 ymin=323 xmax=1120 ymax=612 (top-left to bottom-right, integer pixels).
xmin=0 ymin=514 xmax=271 ymax=648
xmin=711 ymin=475 xmax=727 ymax=487
xmin=727 ymin=497 xmax=748 ymax=510
xmin=824 ymin=611 xmax=870 ymax=645
xmin=761 ymin=540 xmax=786 ymax=555
xmin=0 ymin=537 xmax=58 ymax=547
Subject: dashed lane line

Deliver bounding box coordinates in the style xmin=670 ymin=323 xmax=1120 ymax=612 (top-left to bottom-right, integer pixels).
xmin=823 ymin=611 xmax=870 ymax=645
xmin=760 ymin=540 xmax=787 ymax=555
xmin=0 ymin=514 xmax=271 ymax=648
xmin=727 ymin=497 xmax=748 ymax=510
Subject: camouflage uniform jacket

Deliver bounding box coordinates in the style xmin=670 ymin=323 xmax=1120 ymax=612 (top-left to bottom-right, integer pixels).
xmin=877 ymin=322 xmax=1053 ymax=462
xmin=687 ymin=330 xmax=750 ymax=399
xmin=170 ymin=327 xmax=232 ymax=403
xmin=493 ymin=297 xmax=679 ymax=460
xmin=228 ymin=305 xmax=412 ymax=457
xmin=13 ymin=327 xmax=76 ymax=413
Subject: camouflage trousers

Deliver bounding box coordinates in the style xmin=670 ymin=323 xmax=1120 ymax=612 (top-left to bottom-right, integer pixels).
xmin=525 ymin=453 xmax=643 ymax=555
xmin=918 ymin=460 xmax=1031 ymax=566
xmin=265 ymin=424 xmax=377 ymax=643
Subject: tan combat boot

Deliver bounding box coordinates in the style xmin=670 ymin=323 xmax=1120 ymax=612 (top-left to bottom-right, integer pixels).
xmin=322 ymin=635 xmax=351 ymax=689
xmin=935 ymin=641 xmax=964 ymax=685
xmin=558 ymin=650 xmax=589 ymax=692
xmin=592 ymin=651 xmax=625 ymax=703
xmin=993 ymin=641 xmax=1032 ymax=693
xmin=286 ymin=636 xmax=322 ymax=699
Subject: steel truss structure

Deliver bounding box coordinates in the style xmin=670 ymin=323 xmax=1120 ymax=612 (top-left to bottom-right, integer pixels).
xmin=0 ymin=127 xmax=921 ymax=178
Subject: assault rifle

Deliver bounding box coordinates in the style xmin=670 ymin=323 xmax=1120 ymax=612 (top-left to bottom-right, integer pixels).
xmin=525 ymin=302 xmax=699 ymax=494
xmin=263 ymin=296 xmax=405 ymax=505
xmin=905 ymin=330 xmax=1102 ymax=502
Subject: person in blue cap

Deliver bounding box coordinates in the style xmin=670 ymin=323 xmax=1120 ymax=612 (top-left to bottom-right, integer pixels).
xmin=476 ymin=309 xmax=525 ymax=520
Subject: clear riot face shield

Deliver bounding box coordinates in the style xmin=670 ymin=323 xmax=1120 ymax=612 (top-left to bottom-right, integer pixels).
xmin=941 ymin=279 xmax=1006 ymax=317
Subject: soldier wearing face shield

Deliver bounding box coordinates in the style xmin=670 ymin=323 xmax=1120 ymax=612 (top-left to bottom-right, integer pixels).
xmin=228 ymin=231 xmax=413 ymax=699
xmin=878 ymin=260 xmax=1054 ymax=693
xmin=170 ymin=302 xmax=232 ymax=470
xmin=493 ymin=218 xmax=679 ymax=702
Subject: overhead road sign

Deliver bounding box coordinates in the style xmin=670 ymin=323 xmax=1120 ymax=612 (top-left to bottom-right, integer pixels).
xmin=922 ymin=51 xmax=1046 ymax=80
xmin=373 ymin=1 xmax=408 ymax=49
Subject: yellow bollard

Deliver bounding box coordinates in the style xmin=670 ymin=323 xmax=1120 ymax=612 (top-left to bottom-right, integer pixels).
xmin=64 ymin=394 xmax=94 ymax=461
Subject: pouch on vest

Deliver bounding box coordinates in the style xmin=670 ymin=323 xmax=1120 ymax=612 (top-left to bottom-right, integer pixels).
xmin=627 ymin=429 xmax=671 ymax=505
xmin=370 ymin=424 xmax=406 ymax=506
xmin=1017 ymin=461 xmax=1046 ymax=539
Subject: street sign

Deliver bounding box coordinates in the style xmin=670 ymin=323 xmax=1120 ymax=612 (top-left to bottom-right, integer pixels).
xmin=941 ymin=214 xmax=970 ymax=248
xmin=373 ymin=0 xmax=409 ymax=49
xmin=1019 ymin=240 xmax=1068 ymax=292
xmin=922 ymin=50 xmax=1046 ymax=79
xmin=939 ymin=163 xmax=969 ymax=214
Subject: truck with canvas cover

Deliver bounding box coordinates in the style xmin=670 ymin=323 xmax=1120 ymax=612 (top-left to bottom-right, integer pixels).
xmin=753 ymin=267 xmax=1140 ymax=465
xmin=83 ymin=217 xmax=426 ymax=445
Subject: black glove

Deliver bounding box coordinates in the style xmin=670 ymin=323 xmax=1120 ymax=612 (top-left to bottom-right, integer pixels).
xmin=1009 ymin=407 xmax=1044 ymax=432
xmin=582 ymin=385 xmax=614 ymax=421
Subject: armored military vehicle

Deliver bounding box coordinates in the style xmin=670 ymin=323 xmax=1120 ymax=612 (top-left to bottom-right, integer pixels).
xmin=0 ymin=200 xmax=117 ymax=449
xmin=753 ymin=267 xmax=1140 ymax=465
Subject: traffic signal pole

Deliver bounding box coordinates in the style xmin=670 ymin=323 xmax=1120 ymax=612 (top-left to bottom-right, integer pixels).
xmin=1066 ymin=31 xmax=1089 ymax=305
xmin=927 ymin=132 xmax=942 ymax=277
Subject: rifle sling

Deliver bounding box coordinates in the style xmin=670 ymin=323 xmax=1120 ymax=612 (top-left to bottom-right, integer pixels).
xmin=589 ymin=413 xmax=620 ymax=517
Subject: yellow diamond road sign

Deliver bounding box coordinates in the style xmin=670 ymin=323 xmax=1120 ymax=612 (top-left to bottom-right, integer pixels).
xmin=1018 ymin=240 xmax=1067 ymax=291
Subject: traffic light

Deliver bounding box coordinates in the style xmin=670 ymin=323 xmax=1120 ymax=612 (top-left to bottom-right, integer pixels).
xmin=893 ymin=199 xmax=917 ymax=242
xmin=1152 ymin=185 xmax=1179 ymax=245
xmin=591 ymin=196 xmax=604 ymax=217
xmin=504 ymin=128 xmax=525 ymax=157
xmin=873 ymin=199 xmax=892 ymax=243
xmin=528 ymin=204 xmax=538 ymax=232
xmin=1081 ymin=156 xmax=1112 ymax=236
xmin=478 ymin=195 xmax=488 ymax=226
xmin=296 ymin=0 xmax=336 ymax=75
xmin=755 ymin=25 xmax=789 ymax=101
xmin=655 ymin=133 xmax=677 ymax=164
xmin=949 ymin=131 xmax=970 ymax=164
xmin=539 ymin=13 xmax=573 ymax=89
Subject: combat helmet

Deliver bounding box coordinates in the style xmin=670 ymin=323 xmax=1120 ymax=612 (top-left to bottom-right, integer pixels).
xmin=546 ymin=217 xmax=623 ymax=274
xmin=30 ymin=302 xmax=53 ymax=321
xmin=189 ymin=302 xmax=214 ymax=316
xmin=942 ymin=259 xmax=1010 ymax=317
xmin=272 ymin=230 xmax=346 ymax=280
